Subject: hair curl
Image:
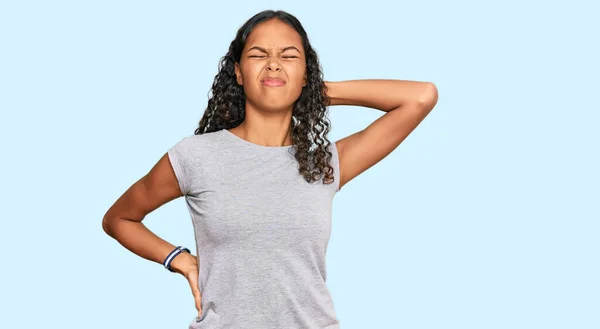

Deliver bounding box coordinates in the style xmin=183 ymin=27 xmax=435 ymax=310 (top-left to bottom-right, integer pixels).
xmin=194 ymin=10 xmax=335 ymax=186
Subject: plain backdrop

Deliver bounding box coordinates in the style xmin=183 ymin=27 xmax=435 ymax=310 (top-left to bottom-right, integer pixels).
xmin=1 ymin=1 xmax=598 ymax=328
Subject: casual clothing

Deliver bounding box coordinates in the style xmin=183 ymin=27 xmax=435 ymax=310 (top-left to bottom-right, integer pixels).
xmin=168 ymin=128 xmax=341 ymax=329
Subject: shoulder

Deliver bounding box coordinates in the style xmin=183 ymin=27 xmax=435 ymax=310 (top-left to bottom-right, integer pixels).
xmin=175 ymin=130 xmax=225 ymax=149
xmin=167 ymin=130 xmax=226 ymax=168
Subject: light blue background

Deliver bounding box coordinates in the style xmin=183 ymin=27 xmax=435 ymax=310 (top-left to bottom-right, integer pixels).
xmin=1 ymin=1 xmax=598 ymax=328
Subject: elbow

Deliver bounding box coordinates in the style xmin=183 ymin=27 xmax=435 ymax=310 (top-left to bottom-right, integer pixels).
xmin=418 ymin=82 xmax=438 ymax=112
xmin=102 ymin=216 xmax=114 ymax=236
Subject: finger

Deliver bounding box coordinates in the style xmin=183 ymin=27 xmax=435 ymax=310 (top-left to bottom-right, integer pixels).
xmin=187 ymin=273 xmax=202 ymax=316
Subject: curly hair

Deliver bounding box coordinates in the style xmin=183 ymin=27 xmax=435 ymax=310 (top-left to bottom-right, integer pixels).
xmin=194 ymin=10 xmax=335 ymax=186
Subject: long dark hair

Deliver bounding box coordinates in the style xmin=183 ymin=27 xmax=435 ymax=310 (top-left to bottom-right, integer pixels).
xmin=194 ymin=10 xmax=335 ymax=186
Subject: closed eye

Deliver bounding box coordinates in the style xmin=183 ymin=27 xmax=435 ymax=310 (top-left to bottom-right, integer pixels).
xmin=248 ymin=55 xmax=298 ymax=59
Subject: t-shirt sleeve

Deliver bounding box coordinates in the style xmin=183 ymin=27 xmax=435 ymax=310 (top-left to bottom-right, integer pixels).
xmin=167 ymin=136 xmax=196 ymax=195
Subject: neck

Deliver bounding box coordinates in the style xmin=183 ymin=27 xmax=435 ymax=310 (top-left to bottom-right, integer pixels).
xmin=231 ymin=103 xmax=294 ymax=147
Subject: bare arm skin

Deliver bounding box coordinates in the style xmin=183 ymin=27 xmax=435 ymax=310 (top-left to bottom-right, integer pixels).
xmin=101 ymin=79 xmax=437 ymax=317
xmin=102 ymin=153 xmax=195 ymax=272
xmin=325 ymin=79 xmax=439 ymax=190
xmin=102 ymin=153 xmax=203 ymax=314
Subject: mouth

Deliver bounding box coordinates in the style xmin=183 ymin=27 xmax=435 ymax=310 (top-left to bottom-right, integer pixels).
xmin=261 ymin=77 xmax=286 ymax=87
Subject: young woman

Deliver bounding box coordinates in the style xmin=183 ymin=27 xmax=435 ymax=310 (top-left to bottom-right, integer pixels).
xmin=102 ymin=9 xmax=438 ymax=329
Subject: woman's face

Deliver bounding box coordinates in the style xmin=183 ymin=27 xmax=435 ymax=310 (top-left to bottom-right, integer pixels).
xmin=235 ymin=19 xmax=307 ymax=112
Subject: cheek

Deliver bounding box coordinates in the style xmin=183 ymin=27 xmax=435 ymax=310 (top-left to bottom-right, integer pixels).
xmin=287 ymin=63 xmax=306 ymax=83
xmin=239 ymin=67 xmax=262 ymax=94
xmin=241 ymin=65 xmax=262 ymax=82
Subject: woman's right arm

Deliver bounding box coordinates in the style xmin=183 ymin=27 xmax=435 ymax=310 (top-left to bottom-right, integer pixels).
xmin=101 ymin=152 xmax=197 ymax=275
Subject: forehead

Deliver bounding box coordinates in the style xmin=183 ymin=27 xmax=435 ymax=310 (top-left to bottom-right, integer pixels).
xmin=244 ymin=19 xmax=303 ymax=52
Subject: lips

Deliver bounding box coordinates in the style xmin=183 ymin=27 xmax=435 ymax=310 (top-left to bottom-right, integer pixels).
xmin=261 ymin=77 xmax=286 ymax=87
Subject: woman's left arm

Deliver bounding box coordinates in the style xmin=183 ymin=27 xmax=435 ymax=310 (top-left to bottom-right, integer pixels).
xmin=324 ymin=79 xmax=438 ymax=191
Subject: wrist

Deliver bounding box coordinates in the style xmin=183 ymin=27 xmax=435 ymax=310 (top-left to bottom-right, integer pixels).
xmin=169 ymin=251 xmax=196 ymax=275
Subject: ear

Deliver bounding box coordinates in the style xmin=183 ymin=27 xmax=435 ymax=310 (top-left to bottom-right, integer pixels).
xmin=302 ymin=74 xmax=307 ymax=87
xmin=234 ymin=62 xmax=243 ymax=85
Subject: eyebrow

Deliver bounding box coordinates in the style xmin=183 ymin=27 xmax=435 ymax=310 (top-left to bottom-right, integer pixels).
xmin=247 ymin=46 xmax=301 ymax=54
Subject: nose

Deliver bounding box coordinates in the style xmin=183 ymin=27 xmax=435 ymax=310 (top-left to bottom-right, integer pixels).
xmin=266 ymin=58 xmax=281 ymax=72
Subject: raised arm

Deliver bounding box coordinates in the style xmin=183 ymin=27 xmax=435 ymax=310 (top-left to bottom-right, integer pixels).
xmin=325 ymin=79 xmax=438 ymax=190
